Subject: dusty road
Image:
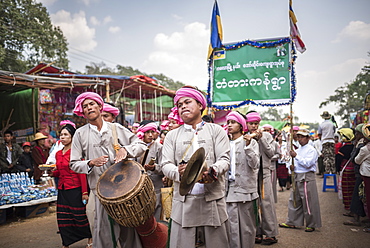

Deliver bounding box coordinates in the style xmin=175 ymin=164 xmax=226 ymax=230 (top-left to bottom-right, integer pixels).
xmin=1 ymin=175 xmax=370 ymax=248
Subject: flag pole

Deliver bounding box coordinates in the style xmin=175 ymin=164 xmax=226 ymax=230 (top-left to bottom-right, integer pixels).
xmin=290 ymin=102 xmax=297 ymax=208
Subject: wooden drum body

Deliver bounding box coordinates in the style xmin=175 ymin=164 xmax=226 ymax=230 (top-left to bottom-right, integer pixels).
xmin=97 ymin=160 xmax=156 ymax=227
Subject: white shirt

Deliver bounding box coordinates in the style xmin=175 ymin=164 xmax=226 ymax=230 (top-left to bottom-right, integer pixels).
xmin=229 ymin=136 xmax=243 ymax=181
xmin=293 ymin=143 xmax=318 ymax=173
xmin=318 ymin=120 xmax=336 ymax=144
xmin=184 ymin=121 xmax=205 ymax=195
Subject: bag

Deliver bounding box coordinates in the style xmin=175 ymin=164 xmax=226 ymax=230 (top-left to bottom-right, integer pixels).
xmin=338 ymin=159 xmax=351 ymax=200
xmin=160 ymin=187 xmax=174 ymax=222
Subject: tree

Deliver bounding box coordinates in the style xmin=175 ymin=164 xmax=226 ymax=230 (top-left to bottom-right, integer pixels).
xmin=320 ymin=62 xmax=370 ymax=126
xmin=0 ymin=0 xmax=68 ymax=72
xmin=84 ymin=63 xmax=185 ymax=91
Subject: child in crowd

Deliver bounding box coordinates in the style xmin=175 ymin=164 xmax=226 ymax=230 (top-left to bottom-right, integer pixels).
xmin=16 ymin=142 xmax=34 ymax=178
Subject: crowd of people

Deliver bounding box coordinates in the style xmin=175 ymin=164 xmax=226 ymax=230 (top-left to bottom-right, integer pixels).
xmin=1 ymin=87 xmax=370 ymax=248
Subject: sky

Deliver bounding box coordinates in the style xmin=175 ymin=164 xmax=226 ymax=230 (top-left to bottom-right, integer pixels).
xmin=37 ymin=0 xmax=370 ymax=125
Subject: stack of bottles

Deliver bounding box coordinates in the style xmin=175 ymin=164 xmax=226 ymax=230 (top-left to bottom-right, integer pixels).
xmin=0 ymin=172 xmax=57 ymax=205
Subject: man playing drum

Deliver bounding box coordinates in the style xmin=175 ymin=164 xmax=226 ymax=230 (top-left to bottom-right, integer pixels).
xmin=160 ymin=86 xmax=230 ymax=247
xmin=70 ymin=92 xmax=147 ymax=248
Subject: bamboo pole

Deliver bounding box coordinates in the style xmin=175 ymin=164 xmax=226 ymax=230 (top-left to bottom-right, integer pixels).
xmin=290 ymin=103 xmax=297 ymax=208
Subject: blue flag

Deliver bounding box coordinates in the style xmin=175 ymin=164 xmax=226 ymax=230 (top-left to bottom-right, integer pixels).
xmin=208 ymin=1 xmax=223 ymax=59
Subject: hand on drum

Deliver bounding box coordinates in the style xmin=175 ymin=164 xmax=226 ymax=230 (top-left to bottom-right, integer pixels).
xmin=114 ymin=147 xmax=127 ymax=163
xmin=144 ymin=163 xmax=155 ymax=171
xmin=91 ymin=155 xmax=109 ymax=167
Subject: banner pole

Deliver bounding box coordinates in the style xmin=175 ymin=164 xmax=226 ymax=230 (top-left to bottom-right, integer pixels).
xmin=290 ymin=102 xmax=297 ymax=208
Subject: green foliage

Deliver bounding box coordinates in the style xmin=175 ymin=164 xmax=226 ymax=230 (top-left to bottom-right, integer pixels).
xmin=85 ymin=62 xmax=185 ymax=91
xmin=0 ymin=0 xmax=68 ymax=72
xmin=320 ymin=64 xmax=370 ymax=126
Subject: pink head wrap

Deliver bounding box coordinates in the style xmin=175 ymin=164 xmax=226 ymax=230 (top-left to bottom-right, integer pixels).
xmin=174 ymin=87 xmax=207 ymax=110
xmin=262 ymin=124 xmax=274 ymax=134
xmin=246 ymin=112 xmax=261 ymax=123
xmin=160 ymin=120 xmax=170 ymax=131
xmin=102 ymin=103 xmax=120 ymax=117
xmin=168 ymin=107 xmax=184 ymax=125
xmin=132 ymin=123 xmax=140 ymax=128
xmin=59 ymin=120 xmax=76 ymax=129
xmin=136 ymin=122 xmax=159 ymax=139
xmin=293 ymin=126 xmax=300 ymax=131
xmin=73 ymin=92 xmax=104 ymax=117
xmin=226 ymin=112 xmax=247 ymax=132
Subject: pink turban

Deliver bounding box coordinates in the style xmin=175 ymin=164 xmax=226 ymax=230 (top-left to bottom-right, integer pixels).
xmin=132 ymin=123 xmax=140 ymax=128
xmin=168 ymin=107 xmax=184 ymax=125
xmin=136 ymin=122 xmax=159 ymax=139
xmin=160 ymin=120 xmax=170 ymax=131
xmin=174 ymin=87 xmax=207 ymax=110
xmin=262 ymin=124 xmax=274 ymax=134
xmin=246 ymin=112 xmax=261 ymax=123
xmin=293 ymin=126 xmax=300 ymax=131
xmin=73 ymin=92 xmax=104 ymax=117
xmin=59 ymin=120 xmax=76 ymax=129
xmin=102 ymin=103 xmax=120 ymax=117
xmin=226 ymin=112 xmax=247 ymax=132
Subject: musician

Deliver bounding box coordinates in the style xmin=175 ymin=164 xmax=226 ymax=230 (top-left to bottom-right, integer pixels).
xmin=70 ymin=92 xmax=147 ymax=248
xmin=136 ymin=121 xmax=163 ymax=221
xmin=245 ymin=111 xmax=278 ymax=245
xmin=101 ymin=102 xmax=120 ymax=123
xmin=161 ymin=86 xmax=230 ymax=247
xmin=225 ymin=111 xmax=260 ymax=248
xmin=279 ymin=129 xmax=322 ymax=232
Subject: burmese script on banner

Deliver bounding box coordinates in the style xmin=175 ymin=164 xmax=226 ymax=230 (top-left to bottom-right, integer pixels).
xmin=212 ymin=38 xmax=291 ymax=104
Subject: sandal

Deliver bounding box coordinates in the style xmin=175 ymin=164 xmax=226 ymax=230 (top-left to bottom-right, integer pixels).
xmin=255 ymin=235 xmax=263 ymax=244
xmin=343 ymin=220 xmax=361 ymax=226
xmin=305 ymin=227 xmax=315 ymax=232
xmin=262 ymin=237 xmax=278 ymax=245
xmin=363 ymin=227 xmax=370 ymax=233
xmin=86 ymin=243 xmax=93 ymax=248
xmin=279 ymin=223 xmax=296 ymax=229
xmin=343 ymin=212 xmax=354 ymax=217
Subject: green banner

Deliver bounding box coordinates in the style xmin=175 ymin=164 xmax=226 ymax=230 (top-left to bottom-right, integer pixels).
xmin=212 ymin=38 xmax=291 ymax=104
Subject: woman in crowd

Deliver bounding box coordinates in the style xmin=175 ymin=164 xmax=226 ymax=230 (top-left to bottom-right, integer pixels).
xmin=275 ymin=132 xmax=290 ymax=192
xmin=354 ymin=124 xmax=370 ymax=233
xmin=31 ymin=132 xmax=50 ymax=184
xmin=50 ymin=124 xmax=92 ymax=248
xmin=336 ymin=128 xmax=356 ymax=214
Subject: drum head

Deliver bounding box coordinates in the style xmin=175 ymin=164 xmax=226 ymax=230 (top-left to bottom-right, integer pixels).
xmin=98 ymin=160 xmax=143 ymax=199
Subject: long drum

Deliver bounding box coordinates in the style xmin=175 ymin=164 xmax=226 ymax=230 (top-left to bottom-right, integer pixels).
xmin=97 ymin=160 xmax=156 ymax=227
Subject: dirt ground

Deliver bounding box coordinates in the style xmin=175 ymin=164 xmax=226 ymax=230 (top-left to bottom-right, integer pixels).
xmin=1 ymin=175 xmax=370 ymax=248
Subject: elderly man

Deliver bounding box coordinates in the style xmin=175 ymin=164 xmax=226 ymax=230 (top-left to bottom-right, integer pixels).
xmin=161 ymin=86 xmax=230 ymax=248
xmin=279 ymin=129 xmax=322 ymax=232
xmin=245 ymin=111 xmax=278 ymax=245
xmin=70 ymin=92 xmax=147 ymax=248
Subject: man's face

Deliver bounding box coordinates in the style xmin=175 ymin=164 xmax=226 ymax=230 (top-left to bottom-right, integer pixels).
xmin=143 ymin=130 xmax=155 ymax=143
xmin=297 ymin=134 xmax=310 ymax=146
xmin=177 ymin=97 xmax=202 ymax=124
xmin=293 ymin=130 xmax=298 ymax=140
xmin=168 ymin=119 xmax=180 ymax=130
xmin=101 ymin=111 xmax=115 ymax=123
xmin=227 ymin=120 xmax=242 ymax=135
xmin=82 ymin=99 xmax=102 ymax=121
xmin=4 ymin=134 xmax=12 ymax=143
xmin=247 ymin=121 xmax=259 ymax=132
